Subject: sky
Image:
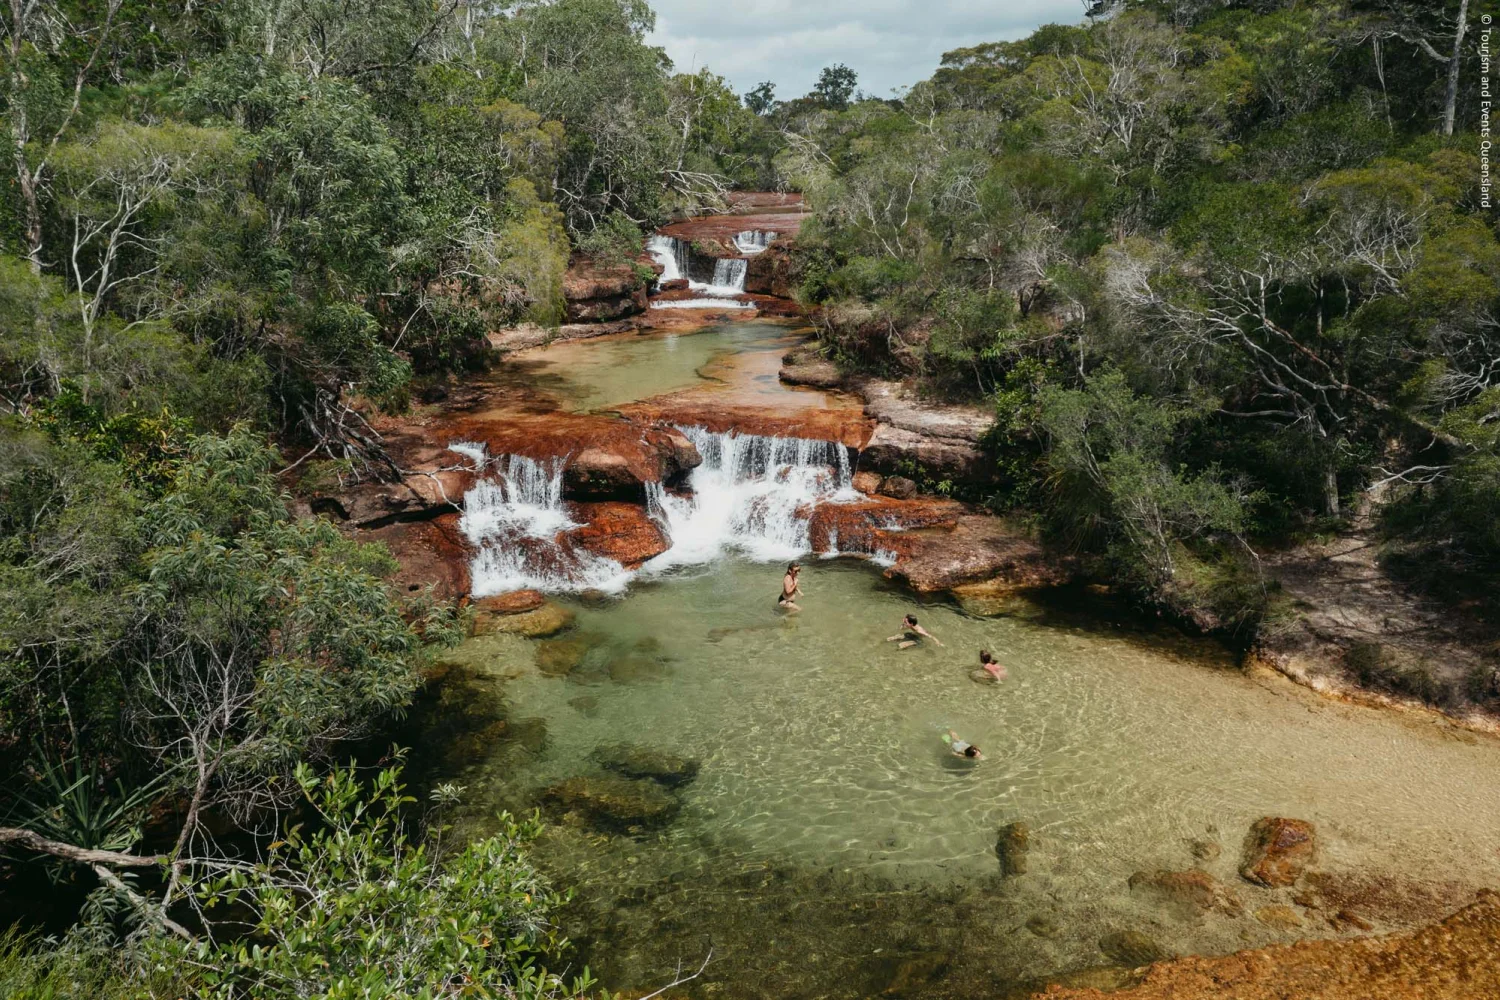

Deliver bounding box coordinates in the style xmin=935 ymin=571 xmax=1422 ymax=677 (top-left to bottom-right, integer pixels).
xmin=646 ymin=0 xmax=1088 ymax=101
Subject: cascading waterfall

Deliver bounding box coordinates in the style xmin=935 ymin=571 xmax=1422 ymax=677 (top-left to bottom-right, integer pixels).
xmin=455 ymin=447 xmax=633 ymax=596
xmin=643 ymin=426 xmax=858 ymax=571
xmin=455 ymin=429 xmax=868 ymax=595
xmin=645 ymin=233 xmax=751 ymax=306
xmin=734 ymin=230 xmax=777 ymax=254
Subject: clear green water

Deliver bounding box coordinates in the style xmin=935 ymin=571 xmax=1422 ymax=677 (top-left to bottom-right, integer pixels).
xmin=510 ymin=322 xmax=803 ymax=413
xmin=416 ymin=559 xmax=1500 ymax=999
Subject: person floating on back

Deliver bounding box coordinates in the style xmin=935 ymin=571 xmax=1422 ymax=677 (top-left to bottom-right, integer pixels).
xmin=777 ymin=562 xmax=803 ymax=612
xmin=979 ymin=649 xmax=1007 ymax=682
xmin=942 ymin=730 xmax=983 ymax=760
xmin=887 ymin=614 xmax=942 ymax=649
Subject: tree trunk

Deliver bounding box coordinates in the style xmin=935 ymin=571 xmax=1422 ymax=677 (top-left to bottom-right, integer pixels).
xmin=1444 ymin=0 xmax=1471 ymax=136
xmin=1324 ymin=463 xmax=1341 ymax=517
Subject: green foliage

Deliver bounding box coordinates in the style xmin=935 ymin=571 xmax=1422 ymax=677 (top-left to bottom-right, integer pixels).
xmin=813 ymin=64 xmax=859 ymax=110
xmin=191 ymin=759 xmax=592 ymax=1000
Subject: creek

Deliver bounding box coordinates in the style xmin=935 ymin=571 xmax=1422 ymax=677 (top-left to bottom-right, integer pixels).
xmin=404 ymin=318 xmax=1500 ymax=998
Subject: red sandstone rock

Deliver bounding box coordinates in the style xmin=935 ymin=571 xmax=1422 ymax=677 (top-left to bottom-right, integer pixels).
xmin=852 ymin=471 xmax=883 ymax=494
xmin=658 ymin=277 xmax=689 ymax=292
xmin=356 ymin=512 xmax=471 ymax=604
xmin=806 ymin=497 xmax=966 ymax=557
xmin=884 ymin=515 xmax=1073 ymax=593
xmin=475 ymin=589 xmax=545 ymax=615
xmin=1240 ymin=817 xmax=1317 ymax=888
xmin=563 ymin=260 xmax=649 ymax=323
xmin=618 ymin=400 xmax=873 ymax=450
xmin=564 ymin=502 xmax=670 ymax=568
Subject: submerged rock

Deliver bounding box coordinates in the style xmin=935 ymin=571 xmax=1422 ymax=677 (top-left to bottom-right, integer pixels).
xmin=535 ymin=634 xmax=600 ymax=676
xmin=873 ymin=950 xmax=950 ymax=996
xmin=593 ymin=744 xmax=700 ymax=788
xmin=1026 ymin=915 xmax=1061 ymax=938
xmin=474 ymin=602 xmax=575 ymax=638
xmin=996 ymin=821 xmax=1030 ymax=876
xmin=1255 ymin=904 xmax=1305 ymax=930
xmin=475 ymin=589 xmax=546 ymax=615
xmin=1190 ymin=838 xmax=1222 ymax=863
xmin=541 ymin=775 xmax=680 ymax=832
xmin=1128 ymin=869 xmax=1243 ymax=918
xmin=1240 ymin=817 xmax=1316 ymax=888
xmin=1099 ymin=929 xmax=1170 ymax=966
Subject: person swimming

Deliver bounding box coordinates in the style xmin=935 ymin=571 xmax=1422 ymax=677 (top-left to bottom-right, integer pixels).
xmin=887 ymin=614 xmax=943 ymax=649
xmin=777 ymin=562 xmax=803 ymax=612
xmin=979 ymin=649 xmax=1007 ymax=681
xmin=941 ymin=730 xmax=983 ymax=760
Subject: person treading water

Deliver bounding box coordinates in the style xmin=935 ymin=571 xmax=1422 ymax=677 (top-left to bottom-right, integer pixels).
xmin=979 ymin=649 xmax=1007 ymax=681
xmin=777 ymin=562 xmax=803 ymax=612
xmin=887 ymin=613 xmax=943 ymax=649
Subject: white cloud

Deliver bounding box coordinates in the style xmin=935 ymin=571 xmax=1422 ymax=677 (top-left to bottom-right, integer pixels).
xmin=647 ymin=0 xmax=1086 ymax=99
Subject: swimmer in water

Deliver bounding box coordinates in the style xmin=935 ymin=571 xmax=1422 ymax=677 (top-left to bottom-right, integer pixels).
xmin=979 ymin=649 xmax=1007 ymax=681
xmin=887 ymin=614 xmax=943 ymax=649
xmin=942 ymin=730 xmax=983 ymax=760
xmin=777 ymin=562 xmax=803 ymax=612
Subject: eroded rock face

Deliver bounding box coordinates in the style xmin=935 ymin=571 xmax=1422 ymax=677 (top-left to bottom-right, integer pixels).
xmin=1240 ymin=817 xmax=1316 ymax=888
xmin=1128 ymin=869 xmax=1244 ymax=918
xmin=778 ymin=347 xmax=843 ymax=389
xmin=564 ymin=425 xmax=702 ymax=498
xmin=745 ymin=241 xmax=798 ymax=298
xmin=541 ymin=774 xmax=681 ymax=832
xmin=592 ymin=744 xmax=700 ymax=788
xmin=563 ymin=260 xmax=650 ymax=323
xmin=853 ymin=379 xmax=998 ymax=484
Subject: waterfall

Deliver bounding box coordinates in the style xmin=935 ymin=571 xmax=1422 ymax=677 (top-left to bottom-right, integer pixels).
xmin=709 ymin=257 xmax=747 ymax=292
xmin=643 ymin=426 xmax=858 ymax=572
xmin=646 ymin=235 xmax=689 ymax=284
xmin=734 ymin=230 xmax=777 ymax=254
xmin=644 ymin=233 xmax=747 ymax=298
xmin=455 ymin=449 xmax=632 ymax=596
xmin=456 ymin=429 xmax=865 ymax=595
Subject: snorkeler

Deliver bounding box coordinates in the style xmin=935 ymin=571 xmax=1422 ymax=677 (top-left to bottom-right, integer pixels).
xmin=777 ymin=562 xmax=803 ymax=612
xmin=942 ymin=730 xmax=983 ymax=760
xmin=887 ymin=614 xmax=943 ymax=649
xmin=979 ymin=649 xmax=1007 ymax=681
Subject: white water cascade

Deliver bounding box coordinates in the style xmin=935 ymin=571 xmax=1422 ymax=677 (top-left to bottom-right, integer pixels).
xmin=643 ymin=426 xmax=858 ymax=572
xmin=455 ymin=428 xmax=868 ymax=595
xmin=645 ymin=233 xmax=752 ymax=306
xmin=734 ymin=230 xmax=777 ymax=254
xmin=455 ymin=446 xmax=634 ymax=597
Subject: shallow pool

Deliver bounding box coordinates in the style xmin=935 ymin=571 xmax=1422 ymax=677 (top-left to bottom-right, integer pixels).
xmin=418 ymin=558 xmax=1500 ymax=998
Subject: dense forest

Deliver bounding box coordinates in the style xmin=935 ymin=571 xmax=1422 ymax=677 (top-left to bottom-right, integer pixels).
xmin=784 ymin=0 xmax=1499 ymax=638
xmin=1 ymin=0 xmax=1496 ymax=994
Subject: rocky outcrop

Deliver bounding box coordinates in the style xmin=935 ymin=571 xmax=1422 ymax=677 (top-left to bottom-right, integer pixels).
xmin=853 ymin=379 xmax=997 ymax=484
xmin=1036 ymin=890 xmax=1500 ymax=1000
xmin=563 ymin=425 xmax=701 ymax=498
xmin=475 ymin=589 xmax=545 ymax=615
xmin=563 ymin=260 xmax=649 ymax=323
xmin=882 ymin=515 xmax=1075 ymax=594
xmin=489 ymin=317 xmax=642 ymax=353
xmin=778 ymin=347 xmax=843 ymax=389
xmin=1240 ymin=817 xmax=1316 ymax=888
xmin=744 ymin=241 xmax=797 ymax=297
xmin=356 ymin=513 xmax=471 ymax=603
xmin=541 ymin=774 xmax=681 ymax=832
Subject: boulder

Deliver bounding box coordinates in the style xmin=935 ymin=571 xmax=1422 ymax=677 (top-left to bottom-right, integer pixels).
xmin=592 ymin=744 xmax=700 ymax=788
xmin=474 ymin=602 xmax=575 ymax=638
xmin=852 ymin=470 xmax=884 ymax=494
xmin=658 ymin=277 xmax=690 ymax=292
xmin=475 ymin=590 xmax=545 ymax=616
xmin=541 ymin=774 xmax=680 ymax=832
xmin=879 ymin=476 xmax=919 ymax=500
xmin=563 ymin=502 xmax=671 ymax=568
xmin=778 ymin=347 xmax=843 ymax=389
xmin=853 ymin=378 xmax=998 ymax=485
xmin=564 ymin=425 xmax=701 ymax=498
xmin=996 ymin=821 xmax=1030 ymax=876
xmin=744 ymin=241 xmax=798 ymax=298
xmin=1240 ymin=817 xmax=1316 ymax=888
xmin=1099 ymin=930 xmax=1169 ymax=967
xmin=1128 ymin=869 xmax=1243 ymax=918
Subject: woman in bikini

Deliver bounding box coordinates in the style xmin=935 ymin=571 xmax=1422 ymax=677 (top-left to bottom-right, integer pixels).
xmin=978 ymin=649 xmax=1007 ymax=681
xmin=777 ymin=563 xmax=803 ymax=612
